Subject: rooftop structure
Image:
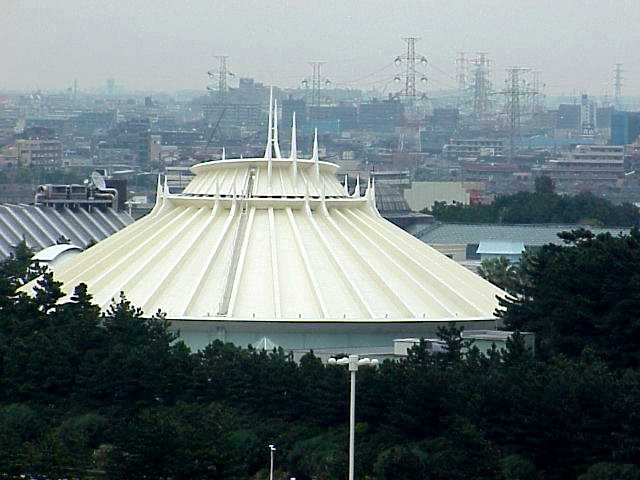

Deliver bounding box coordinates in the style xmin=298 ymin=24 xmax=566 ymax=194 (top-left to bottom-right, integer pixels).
xmin=23 ymin=92 xmax=505 ymax=351
xmin=0 ymin=203 xmax=133 ymax=260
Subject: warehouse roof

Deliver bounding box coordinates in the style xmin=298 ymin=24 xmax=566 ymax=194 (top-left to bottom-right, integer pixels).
xmin=419 ymin=222 xmax=630 ymax=246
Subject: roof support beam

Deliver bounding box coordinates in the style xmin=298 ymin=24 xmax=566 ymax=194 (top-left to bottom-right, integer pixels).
xmin=182 ymin=202 xmax=238 ymax=316
xmin=286 ymin=207 xmax=327 ymax=317
xmin=60 ymin=208 xmax=187 ymax=291
xmin=322 ymin=208 xmax=415 ymax=318
xmin=356 ymin=211 xmax=494 ymax=313
xmin=334 ymin=209 xmax=457 ymax=316
xmin=268 ymin=207 xmax=281 ymax=318
xmin=103 ymin=207 xmax=207 ymax=309
xmin=306 ymin=205 xmax=374 ymax=319
xmin=141 ymin=201 xmax=221 ymax=311
xmin=226 ymin=206 xmax=256 ymax=316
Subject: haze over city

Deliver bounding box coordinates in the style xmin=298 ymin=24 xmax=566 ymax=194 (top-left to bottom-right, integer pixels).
xmin=3 ymin=0 xmax=640 ymax=94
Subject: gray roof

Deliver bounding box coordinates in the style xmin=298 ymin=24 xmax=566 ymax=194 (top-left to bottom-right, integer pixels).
xmin=0 ymin=203 xmax=134 ymax=259
xmin=419 ymin=222 xmax=630 ymax=247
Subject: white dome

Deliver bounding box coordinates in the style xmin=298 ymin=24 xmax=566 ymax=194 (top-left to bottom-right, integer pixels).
xmin=23 ymin=93 xmax=504 ymax=331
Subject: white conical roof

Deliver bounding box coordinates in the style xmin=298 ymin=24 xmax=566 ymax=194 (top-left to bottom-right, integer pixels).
xmin=23 ymin=97 xmax=505 ymax=323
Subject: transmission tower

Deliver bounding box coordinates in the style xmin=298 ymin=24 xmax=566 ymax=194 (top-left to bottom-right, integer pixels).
xmin=302 ymin=61 xmax=331 ymax=106
xmin=530 ymin=70 xmax=543 ymax=113
xmin=455 ymin=52 xmax=468 ymax=106
xmin=614 ymin=63 xmax=623 ymax=108
xmin=393 ymin=36 xmax=428 ymax=102
xmin=469 ymin=52 xmax=492 ymax=120
xmin=207 ymin=55 xmax=235 ymax=105
xmin=496 ymin=67 xmax=534 ymax=161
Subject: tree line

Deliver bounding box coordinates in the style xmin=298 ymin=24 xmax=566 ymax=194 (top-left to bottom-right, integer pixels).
xmin=429 ymin=176 xmax=640 ymax=227
xmin=0 ymin=234 xmax=640 ymax=479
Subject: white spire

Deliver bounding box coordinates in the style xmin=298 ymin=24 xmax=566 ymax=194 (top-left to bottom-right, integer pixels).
xmin=312 ymin=128 xmax=320 ymax=178
xmin=222 ymin=147 xmax=226 ymax=161
xmin=367 ymin=176 xmax=380 ymax=215
xmin=290 ymin=112 xmax=298 ymax=182
xmin=343 ymin=174 xmax=349 ymax=196
xmin=290 ymin=113 xmax=298 ymax=160
xmin=264 ymin=87 xmax=273 ymax=160
xmin=273 ymin=99 xmax=282 ymax=159
xmin=156 ymin=173 xmax=163 ymax=198
xmin=163 ymin=175 xmax=170 ymax=196
xmin=320 ymin=178 xmax=330 ymax=215
xmin=265 ymin=88 xmax=273 ymax=187
xmin=352 ymin=174 xmax=360 ymax=198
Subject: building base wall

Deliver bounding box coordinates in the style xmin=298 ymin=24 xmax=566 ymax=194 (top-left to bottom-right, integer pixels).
xmin=170 ymin=318 xmax=501 ymax=352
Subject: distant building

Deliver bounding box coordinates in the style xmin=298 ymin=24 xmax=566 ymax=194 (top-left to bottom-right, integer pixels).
xmin=403 ymin=181 xmax=485 ymax=212
xmin=476 ymin=240 xmax=525 ymax=263
xmin=148 ymin=134 xmax=162 ymax=164
xmin=556 ymin=104 xmax=581 ymax=130
xmin=611 ymin=111 xmax=640 ymax=145
xmin=431 ymin=107 xmax=460 ymax=131
xmin=419 ymin=222 xmax=629 ymax=263
xmin=443 ymin=139 xmax=504 ymax=160
xmin=16 ymin=138 xmax=63 ymax=167
xmin=536 ymin=144 xmax=625 ymax=182
xmin=358 ymin=98 xmax=404 ymax=132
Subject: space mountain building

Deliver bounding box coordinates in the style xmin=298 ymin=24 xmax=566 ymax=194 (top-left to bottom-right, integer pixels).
xmin=24 ymin=93 xmax=505 ymax=351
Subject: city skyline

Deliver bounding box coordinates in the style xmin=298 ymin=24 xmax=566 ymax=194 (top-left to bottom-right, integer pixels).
xmin=3 ymin=0 xmax=640 ymax=96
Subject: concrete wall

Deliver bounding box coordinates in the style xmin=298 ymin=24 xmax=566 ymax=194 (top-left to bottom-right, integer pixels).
xmin=404 ymin=181 xmax=480 ymax=212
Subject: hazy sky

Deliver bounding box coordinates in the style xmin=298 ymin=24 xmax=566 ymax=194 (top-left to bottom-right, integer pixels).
xmin=2 ymin=0 xmax=639 ymax=95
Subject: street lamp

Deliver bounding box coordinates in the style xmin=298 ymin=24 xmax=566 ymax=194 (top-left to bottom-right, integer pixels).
xmin=328 ymin=355 xmax=379 ymax=480
xmin=268 ymin=444 xmax=276 ymax=480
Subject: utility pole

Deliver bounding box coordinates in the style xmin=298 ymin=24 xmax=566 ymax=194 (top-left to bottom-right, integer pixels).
xmin=469 ymin=52 xmax=491 ymax=120
xmin=207 ymin=55 xmax=234 ymax=105
xmin=614 ymin=63 xmax=623 ymax=109
xmin=393 ymin=36 xmax=428 ymax=103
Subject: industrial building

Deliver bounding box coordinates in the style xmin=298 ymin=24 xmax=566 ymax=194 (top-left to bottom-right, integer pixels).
xmin=23 ymin=97 xmax=505 ymax=352
xmin=16 ymin=138 xmax=63 ymax=167
xmin=420 ymin=222 xmax=629 ymax=262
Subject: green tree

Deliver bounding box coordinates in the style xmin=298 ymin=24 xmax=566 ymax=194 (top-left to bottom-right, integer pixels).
xmin=578 ymin=463 xmax=640 ymax=480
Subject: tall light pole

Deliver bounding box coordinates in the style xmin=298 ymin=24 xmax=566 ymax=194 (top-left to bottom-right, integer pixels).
xmin=328 ymin=354 xmax=379 ymax=480
xmin=268 ymin=444 xmax=276 ymax=480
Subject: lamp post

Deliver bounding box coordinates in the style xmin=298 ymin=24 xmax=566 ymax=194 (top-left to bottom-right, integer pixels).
xmin=268 ymin=444 xmax=276 ymax=480
xmin=328 ymin=354 xmax=379 ymax=480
